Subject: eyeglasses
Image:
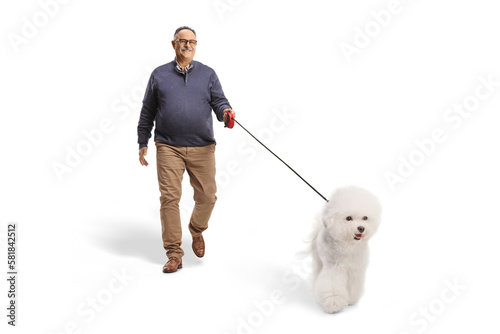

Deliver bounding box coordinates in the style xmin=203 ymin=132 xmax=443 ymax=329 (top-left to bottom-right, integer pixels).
xmin=175 ymin=39 xmax=198 ymax=46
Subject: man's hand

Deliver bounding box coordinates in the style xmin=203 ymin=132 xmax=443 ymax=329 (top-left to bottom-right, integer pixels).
xmin=223 ymin=108 xmax=235 ymax=124
xmin=139 ymin=147 xmax=148 ymax=166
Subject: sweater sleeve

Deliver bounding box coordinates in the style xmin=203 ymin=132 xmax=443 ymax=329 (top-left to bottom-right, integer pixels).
xmin=137 ymin=72 xmax=158 ymax=149
xmin=209 ymin=72 xmax=231 ymax=122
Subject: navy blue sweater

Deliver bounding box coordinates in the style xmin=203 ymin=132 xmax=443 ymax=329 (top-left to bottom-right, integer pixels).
xmin=137 ymin=60 xmax=231 ymax=148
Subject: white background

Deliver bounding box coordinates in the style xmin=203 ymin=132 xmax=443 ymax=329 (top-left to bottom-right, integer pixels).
xmin=1 ymin=0 xmax=499 ymax=333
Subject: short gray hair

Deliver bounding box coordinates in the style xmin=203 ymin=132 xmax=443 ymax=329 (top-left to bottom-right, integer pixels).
xmin=173 ymin=26 xmax=196 ymax=40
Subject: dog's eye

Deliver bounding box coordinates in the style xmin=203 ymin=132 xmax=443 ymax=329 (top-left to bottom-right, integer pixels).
xmin=346 ymin=216 xmax=353 ymax=221
xmin=362 ymin=216 xmax=368 ymax=220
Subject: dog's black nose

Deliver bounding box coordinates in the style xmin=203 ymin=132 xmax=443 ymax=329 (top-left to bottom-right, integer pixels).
xmin=357 ymin=226 xmax=365 ymax=233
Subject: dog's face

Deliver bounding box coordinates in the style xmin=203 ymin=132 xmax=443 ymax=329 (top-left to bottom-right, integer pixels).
xmin=322 ymin=186 xmax=382 ymax=244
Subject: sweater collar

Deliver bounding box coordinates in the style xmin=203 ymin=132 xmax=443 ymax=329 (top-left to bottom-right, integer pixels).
xmin=174 ymin=58 xmax=194 ymax=73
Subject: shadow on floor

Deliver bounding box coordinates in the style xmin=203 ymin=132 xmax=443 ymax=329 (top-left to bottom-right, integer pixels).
xmin=85 ymin=220 xmax=204 ymax=266
xmin=85 ymin=220 xmax=166 ymax=264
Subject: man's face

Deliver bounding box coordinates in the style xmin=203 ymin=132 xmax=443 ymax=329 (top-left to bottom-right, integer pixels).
xmin=172 ymin=29 xmax=197 ymax=64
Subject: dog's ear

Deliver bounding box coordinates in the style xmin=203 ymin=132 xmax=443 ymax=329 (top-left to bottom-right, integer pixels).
xmin=322 ymin=215 xmax=329 ymax=228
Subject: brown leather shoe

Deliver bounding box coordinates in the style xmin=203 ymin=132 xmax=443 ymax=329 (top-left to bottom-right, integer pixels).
xmin=192 ymin=235 xmax=205 ymax=258
xmin=162 ymin=257 xmax=182 ymax=273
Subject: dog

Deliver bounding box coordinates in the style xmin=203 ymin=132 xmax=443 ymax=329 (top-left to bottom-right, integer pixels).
xmin=305 ymin=186 xmax=382 ymax=313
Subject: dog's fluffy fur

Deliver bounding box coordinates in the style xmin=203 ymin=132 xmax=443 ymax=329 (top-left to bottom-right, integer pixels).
xmin=306 ymin=186 xmax=382 ymax=313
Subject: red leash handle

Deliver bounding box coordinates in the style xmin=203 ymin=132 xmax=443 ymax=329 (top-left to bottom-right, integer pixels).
xmin=224 ymin=111 xmax=235 ymax=129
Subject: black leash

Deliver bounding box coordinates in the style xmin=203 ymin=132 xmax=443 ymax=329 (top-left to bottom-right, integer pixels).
xmin=228 ymin=115 xmax=328 ymax=202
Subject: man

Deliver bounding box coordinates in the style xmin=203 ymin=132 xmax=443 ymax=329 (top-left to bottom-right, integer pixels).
xmin=137 ymin=26 xmax=234 ymax=273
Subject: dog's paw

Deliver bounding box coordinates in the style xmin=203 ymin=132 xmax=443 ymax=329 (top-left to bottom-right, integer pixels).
xmin=319 ymin=293 xmax=348 ymax=313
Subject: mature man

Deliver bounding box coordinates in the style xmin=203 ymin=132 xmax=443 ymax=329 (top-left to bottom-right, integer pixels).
xmin=137 ymin=26 xmax=234 ymax=273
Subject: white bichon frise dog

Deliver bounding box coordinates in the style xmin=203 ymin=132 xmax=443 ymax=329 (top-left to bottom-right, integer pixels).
xmin=307 ymin=186 xmax=382 ymax=313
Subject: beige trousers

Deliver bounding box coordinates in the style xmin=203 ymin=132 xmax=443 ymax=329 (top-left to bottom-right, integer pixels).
xmin=155 ymin=140 xmax=217 ymax=259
